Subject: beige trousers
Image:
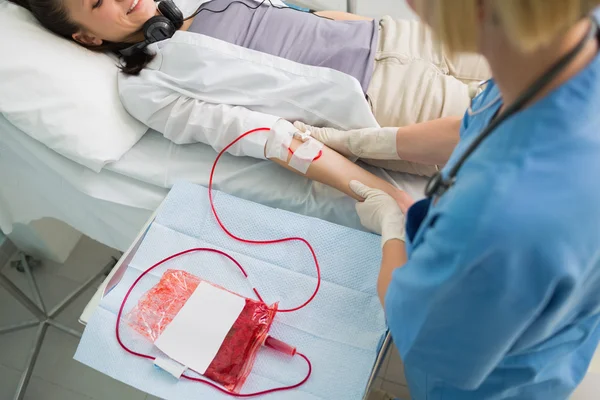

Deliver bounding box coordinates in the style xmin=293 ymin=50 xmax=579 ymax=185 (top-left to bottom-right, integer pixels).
xmin=365 ymin=17 xmax=491 ymax=176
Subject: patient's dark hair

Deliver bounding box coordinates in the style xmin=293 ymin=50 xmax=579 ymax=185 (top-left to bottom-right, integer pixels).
xmin=8 ymin=0 xmax=153 ymax=75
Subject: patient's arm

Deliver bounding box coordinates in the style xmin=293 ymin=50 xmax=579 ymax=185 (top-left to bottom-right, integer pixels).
xmin=119 ymin=84 xmax=407 ymax=208
xmin=314 ymin=11 xmax=373 ymax=21
xmin=270 ymin=138 xmax=413 ymax=214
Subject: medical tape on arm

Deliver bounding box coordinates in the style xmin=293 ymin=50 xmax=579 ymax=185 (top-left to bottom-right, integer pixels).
xmin=288 ymin=138 xmax=324 ymax=174
xmin=265 ymin=122 xmax=294 ymax=162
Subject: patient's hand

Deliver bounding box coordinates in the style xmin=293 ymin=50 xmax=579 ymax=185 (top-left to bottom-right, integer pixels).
xmin=350 ymin=180 xmax=408 ymax=246
xmin=392 ymin=189 xmax=415 ymax=215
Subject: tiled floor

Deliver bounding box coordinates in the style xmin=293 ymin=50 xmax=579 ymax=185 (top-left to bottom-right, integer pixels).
xmin=0 ymin=237 xmax=151 ymax=400
xmin=371 ymin=340 xmax=411 ymax=400
xmin=0 ymin=236 xmax=410 ymax=400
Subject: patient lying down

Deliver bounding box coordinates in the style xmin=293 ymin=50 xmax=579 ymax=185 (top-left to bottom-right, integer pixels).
xmin=11 ymin=0 xmax=490 ymax=211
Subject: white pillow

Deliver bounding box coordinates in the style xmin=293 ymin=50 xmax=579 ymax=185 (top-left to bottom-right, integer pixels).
xmin=0 ymin=2 xmax=148 ymax=172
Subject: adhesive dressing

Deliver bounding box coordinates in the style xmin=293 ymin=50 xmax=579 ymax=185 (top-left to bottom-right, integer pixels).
xmin=265 ymin=127 xmax=294 ymax=162
xmin=288 ymin=138 xmax=324 ymax=174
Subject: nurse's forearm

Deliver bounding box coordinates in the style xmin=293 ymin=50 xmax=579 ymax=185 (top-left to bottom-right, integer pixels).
xmin=396 ymin=117 xmax=462 ymax=166
xmin=270 ymin=138 xmax=413 ymax=213
xmin=378 ymin=240 xmax=407 ymax=307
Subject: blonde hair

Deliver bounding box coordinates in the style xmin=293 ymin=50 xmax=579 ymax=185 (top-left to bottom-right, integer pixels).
xmin=415 ymin=0 xmax=600 ymax=53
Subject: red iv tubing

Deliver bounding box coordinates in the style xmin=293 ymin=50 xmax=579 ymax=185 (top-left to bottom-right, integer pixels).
xmin=115 ymin=128 xmax=322 ymax=397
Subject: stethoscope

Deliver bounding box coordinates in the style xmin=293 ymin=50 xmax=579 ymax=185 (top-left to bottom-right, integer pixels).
xmin=425 ymin=17 xmax=600 ymax=200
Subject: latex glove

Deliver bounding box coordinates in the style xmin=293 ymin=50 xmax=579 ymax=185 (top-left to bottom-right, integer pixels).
xmin=349 ymin=180 xmax=406 ymax=247
xmin=293 ymin=121 xmax=399 ymax=160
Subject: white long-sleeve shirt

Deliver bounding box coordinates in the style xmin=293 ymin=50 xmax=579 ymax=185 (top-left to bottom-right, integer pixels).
xmin=118 ymin=6 xmax=379 ymax=160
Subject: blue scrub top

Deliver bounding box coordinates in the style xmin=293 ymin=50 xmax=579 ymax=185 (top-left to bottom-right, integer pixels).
xmin=385 ymin=26 xmax=600 ymax=400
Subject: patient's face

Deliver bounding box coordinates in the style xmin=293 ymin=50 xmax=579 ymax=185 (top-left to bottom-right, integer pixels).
xmin=66 ymin=0 xmax=157 ymax=45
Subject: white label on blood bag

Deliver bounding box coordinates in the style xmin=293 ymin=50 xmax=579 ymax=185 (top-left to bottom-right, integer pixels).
xmin=154 ymin=356 xmax=187 ymax=379
xmin=154 ymin=282 xmax=246 ymax=375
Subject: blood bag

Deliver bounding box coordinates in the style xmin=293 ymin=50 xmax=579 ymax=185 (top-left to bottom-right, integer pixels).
xmin=125 ymin=269 xmax=278 ymax=393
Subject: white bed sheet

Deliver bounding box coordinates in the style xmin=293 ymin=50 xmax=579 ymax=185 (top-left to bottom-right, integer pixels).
xmin=0 ymin=115 xmax=427 ymax=251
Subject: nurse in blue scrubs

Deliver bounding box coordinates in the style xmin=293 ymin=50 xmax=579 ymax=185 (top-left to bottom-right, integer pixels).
xmin=307 ymin=1 xmax=600 ymax=399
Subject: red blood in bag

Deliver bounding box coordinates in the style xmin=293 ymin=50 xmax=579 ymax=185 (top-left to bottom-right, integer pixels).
xmin=204 ymin=300 xmax=276 ymax=390
xmin=125 ymin=270 xmax=277 ymax=392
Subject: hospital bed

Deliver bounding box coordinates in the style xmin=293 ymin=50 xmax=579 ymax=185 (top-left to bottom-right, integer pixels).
xmin=0 ymin=113 xmax=428 ymax=253
xmin=0 ymin=0 xmax=426 ymax=253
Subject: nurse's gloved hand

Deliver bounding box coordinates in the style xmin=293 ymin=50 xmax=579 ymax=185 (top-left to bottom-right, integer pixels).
xmin=349 ymin=180 xmax=406 ymax=247
xmin=293 ymin=122 xmax=399 ymax=160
